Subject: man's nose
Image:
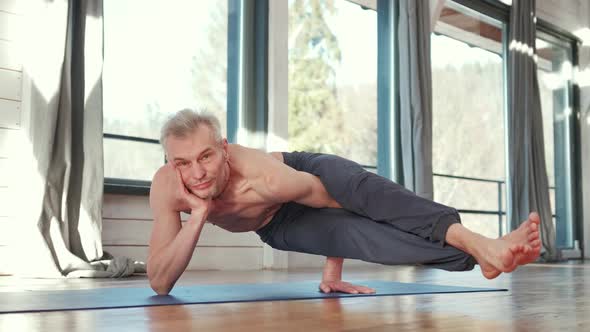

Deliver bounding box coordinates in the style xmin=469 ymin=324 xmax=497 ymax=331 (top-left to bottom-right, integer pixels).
xmin=189 ymin=162 xmax=206 ymax=180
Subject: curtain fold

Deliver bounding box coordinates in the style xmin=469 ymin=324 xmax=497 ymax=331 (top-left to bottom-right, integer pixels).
xmin=397 ymin=0 xmax=434 ymax=199
xmin=14 ymin=0 xmax=144 ymax=277
xmin=507 ymin=0 xmax=559 ymax=261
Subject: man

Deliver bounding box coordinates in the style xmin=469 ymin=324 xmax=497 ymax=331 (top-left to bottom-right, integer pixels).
xmin=147 ymin=109 xmax=541 ymax=295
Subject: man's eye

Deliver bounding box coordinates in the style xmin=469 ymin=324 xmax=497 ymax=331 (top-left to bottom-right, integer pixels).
xmin=177 ymin=161 xmax=189 ymax=167
xmin=201 ymin=154 xmax=210 ymax=161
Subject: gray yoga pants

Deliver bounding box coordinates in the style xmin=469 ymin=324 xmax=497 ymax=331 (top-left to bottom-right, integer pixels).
xmin=256 ymin=151 xmax=476 ymax=271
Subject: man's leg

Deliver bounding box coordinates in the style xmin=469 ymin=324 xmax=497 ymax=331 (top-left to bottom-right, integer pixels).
xmin=281 ymin=152 xmax=542 ymax=276
xmin=260 ymin=204 xmax=476 ymax=271
xmin=283 ymin=152 xmax=459 ymax=247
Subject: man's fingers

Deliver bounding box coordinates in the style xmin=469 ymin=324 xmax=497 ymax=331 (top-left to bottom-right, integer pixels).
xmin=320 ymin=282 xmax=376 ymax=295
xmin=357 ymin=286 xmax=376 ymax=294
xmin=335 ymin=285 xmax=358 ymax=294
xmin=175 ymin=169 xmax=189 ymax=195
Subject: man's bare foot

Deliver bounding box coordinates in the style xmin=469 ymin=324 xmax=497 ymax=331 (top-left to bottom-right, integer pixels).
xmin=445 ymin=214 xmax=543 ymax=280
xmin=472 ymin=237 xmax=522 ymax=279
xmin=501 ymin=212 xmax=542 ymax=265
xmin=474 ymin=212 xmax=542 ymax=279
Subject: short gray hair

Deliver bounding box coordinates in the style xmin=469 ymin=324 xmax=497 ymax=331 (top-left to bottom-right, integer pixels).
xmin=160 ymin=109 xmax=222 ymax=151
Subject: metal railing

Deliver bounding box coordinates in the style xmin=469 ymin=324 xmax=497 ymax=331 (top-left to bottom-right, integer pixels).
xmin=433 ymin=172 xmax=506 ymax=236
xmin=361 ymin=164 xmax=555 ymax=237
xmin=434 ymin=173 xmax=556 ymax=237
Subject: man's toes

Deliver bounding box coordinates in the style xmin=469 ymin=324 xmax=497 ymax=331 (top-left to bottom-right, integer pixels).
xmin=524 ymin=244 xmax=533 ymax=253
xmin=531 ymin=239 xmax=541 ymax=248
xmin=509 ymin=244 xmax=524 ymax=253
xmin=528 ymin=231 xmax=539 ymax=241
xmin=518 ymin=220 xmax=531 ymax=232
xmin=529 ymin=212 xmax=541 ymax=224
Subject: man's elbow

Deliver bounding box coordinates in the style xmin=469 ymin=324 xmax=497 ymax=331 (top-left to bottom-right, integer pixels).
xmin=150 ymin=278 xmax=173 ymax=295
xmin=148 ymin=266 xmax=174 ymax=295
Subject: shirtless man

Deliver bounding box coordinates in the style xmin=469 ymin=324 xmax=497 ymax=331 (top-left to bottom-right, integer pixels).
xmin=147 ymin=109 xmax=542 ymax=295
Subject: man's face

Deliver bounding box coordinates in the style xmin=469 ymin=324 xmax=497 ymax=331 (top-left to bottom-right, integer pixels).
xmin=165 ymin=125 xmax=228 ymax=199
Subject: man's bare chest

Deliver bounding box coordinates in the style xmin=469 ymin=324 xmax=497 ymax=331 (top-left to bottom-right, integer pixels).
xmin=205 ymin=179 xmax=277 ymax=230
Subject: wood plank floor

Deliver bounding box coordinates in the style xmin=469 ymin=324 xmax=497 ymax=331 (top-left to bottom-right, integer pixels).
xmin=0 ymin=262 xmax=588 ymax=331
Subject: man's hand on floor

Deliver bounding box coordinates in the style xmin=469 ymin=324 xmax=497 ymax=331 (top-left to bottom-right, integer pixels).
xmin=319 ymin=280 xmax=376 ymax=294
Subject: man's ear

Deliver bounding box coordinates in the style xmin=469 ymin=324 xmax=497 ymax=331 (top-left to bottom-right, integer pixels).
xmin=165 ymin=154 xmax=176 ymax=169
xmin=221 ymin=138 xmax=229 ymax=157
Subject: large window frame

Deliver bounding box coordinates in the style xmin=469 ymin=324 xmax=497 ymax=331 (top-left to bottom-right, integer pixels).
xmin=536 ymin=24 xmax=582 ymax=253
xmin=430 ymin=0 xmax=508 ymax=239
xmin=102 ymin=0 xmax=584 ymax=257
xmin=443 ymin=0 xmax=583 ymax=254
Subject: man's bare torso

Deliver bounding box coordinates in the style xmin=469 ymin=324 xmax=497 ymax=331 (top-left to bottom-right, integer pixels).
xmin=152 ymin=144 xmax=284 ymax=232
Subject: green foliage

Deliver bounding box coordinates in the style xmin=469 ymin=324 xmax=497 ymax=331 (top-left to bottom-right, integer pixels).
xmin=288 ymin=0 xmax=346 ymax=155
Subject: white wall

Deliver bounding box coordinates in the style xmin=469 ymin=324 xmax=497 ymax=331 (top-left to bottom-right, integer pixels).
xmin=0 ymin=0 xmax=24 ymax=275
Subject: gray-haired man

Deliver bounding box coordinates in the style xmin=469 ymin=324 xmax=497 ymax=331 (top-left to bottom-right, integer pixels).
xmin=147 ymin=109 xmax=541 ymax=295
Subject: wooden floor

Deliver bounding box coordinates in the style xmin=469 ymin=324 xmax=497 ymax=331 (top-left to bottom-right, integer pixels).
xmin=0 ymin=262 xmax=588 ymax=331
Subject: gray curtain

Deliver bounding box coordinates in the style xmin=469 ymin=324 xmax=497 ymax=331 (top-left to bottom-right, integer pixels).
xmin=507 ymin=0 xmax=559 ymax=261
xmin=397 ymin=0 xmax=434 ymax=199
xmin=14 ymin=0 xmax=143 ymax=277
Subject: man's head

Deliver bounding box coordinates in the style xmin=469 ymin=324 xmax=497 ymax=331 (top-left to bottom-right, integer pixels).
xmin=161 ymin=109 xmax=229 ymax=199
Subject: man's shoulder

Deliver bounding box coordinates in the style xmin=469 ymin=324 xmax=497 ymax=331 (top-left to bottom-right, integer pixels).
xmin=150 ymin=164 xmax=176 ymax=201
xmin=227 ymin=144 xmax=283 ymax=173
xmin=152 ymin=163 xmax=173 ymax=186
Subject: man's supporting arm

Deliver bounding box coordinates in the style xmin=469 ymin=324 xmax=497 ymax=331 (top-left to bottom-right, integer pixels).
xmin=147 ymin=167 xmax=212 ymax=295
xmin=319 ymin=257 xmax=376 ymax=294
xmin=322 ymin=257 xmax=344 ymax=282
xmin=147 ymin=211 xmax=207 ymax=295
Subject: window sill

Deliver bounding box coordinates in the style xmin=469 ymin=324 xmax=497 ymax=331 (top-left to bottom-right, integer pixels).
xmin=104 ymin=178 xmax=151 ymax=196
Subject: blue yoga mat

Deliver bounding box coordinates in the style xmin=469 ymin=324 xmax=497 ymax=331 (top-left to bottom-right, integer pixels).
xmin=0 ymin=280 xmax=507 ymax=314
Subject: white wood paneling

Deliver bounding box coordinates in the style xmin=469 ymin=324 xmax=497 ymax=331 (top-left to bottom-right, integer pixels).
xmin=102 ymin=193 xmax=265 ymax=270
xmin=0 ymin=158 xmax=11 ymax=185
xmin=0 ymin=11 xmax=21 ymax=42
xmin=0 ymin=68 xmax=20 ymax=100
xmin=0 ymin=0 xmax=25 ymax=15
xmin=0 ymin=245 xmax=12 ymax=275
xmin=0 ymin=128 xmax=19 ymax=157
xmin=104 ymin=245 xmax=264 ymax=271
xmin=0 ymin=217 xmax=11 ymax=245
xmin=0 ymin=98 xmax=19 ymax=128
xmin=102 ymin=219 xmax=263 ymax=247
xmin=0 ymin=186 xmax=12 ymax=217
xmin=0 ymin=40 xmax=20 ymax=71
xmin=103 ymin=194 xmax=153 ymax=220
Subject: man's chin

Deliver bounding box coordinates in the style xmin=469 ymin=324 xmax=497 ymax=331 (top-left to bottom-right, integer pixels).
xmin=190 ymin=189 xmax=216 ymax=200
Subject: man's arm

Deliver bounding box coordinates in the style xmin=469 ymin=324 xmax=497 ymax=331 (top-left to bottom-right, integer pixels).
xmin=262 ymin=151 xmax=341 ymax=208
xmin=147 ymin=167 xmax=211 ymax=295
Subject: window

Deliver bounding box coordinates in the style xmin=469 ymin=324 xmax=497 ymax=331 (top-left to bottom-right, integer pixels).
xmin=431 ymin=1 xmax=506 ymax=238
xmin=103 ymin=1 xmax=228 ymax=182
xmin=537 ymin=31 xmax=577 ymax=249
xmin=288 ymin=0 xmax=377 ymax=167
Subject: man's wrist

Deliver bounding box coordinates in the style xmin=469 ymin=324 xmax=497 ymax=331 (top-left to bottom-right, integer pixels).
xmin=322 ymin=257 xmax=344 ymax=281
xmin=187 ymin=210 xmax=207 ymax=225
